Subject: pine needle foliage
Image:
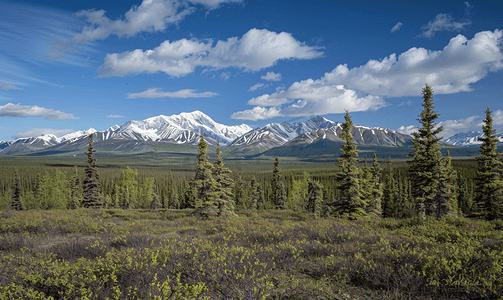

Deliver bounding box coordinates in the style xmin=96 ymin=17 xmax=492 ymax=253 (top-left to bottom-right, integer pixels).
xmin=213 ymin=142 xmax=236 ymax=216
xmin=82 ymin=135 xmax=102 ymax=208
xmin=11 ymin=170 xmax=25 ymax=211
xmin=191 ymin=135 xmax=219 ymax=217
xmin=333 ymin=111 xmax=366 ymax=219
xmin=409 ymin=84 xmax=443 ymax=218
xmin=472 ymin=108 xmax=503 ymax=220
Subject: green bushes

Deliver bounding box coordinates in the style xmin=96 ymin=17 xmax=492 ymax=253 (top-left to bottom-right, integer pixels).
xmin=0 ymin=209 xmax=501 ymax=299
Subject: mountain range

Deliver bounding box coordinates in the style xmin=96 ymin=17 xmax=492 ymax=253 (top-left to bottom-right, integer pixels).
xmin=0 ymin=110 xmax=490 ymax=157
xmin=443 ymin=131 xmax=503 ymax=147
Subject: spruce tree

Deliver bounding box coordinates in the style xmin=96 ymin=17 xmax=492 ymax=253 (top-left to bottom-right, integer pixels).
xmin=191 ymin=135 xmax=219 ymax=217
xmin=276 ymin=181 xmax=287 ymax=210
xmin=409 ymin=84 xmax=443 ymax=218
xmin=249 ymin=176 xmax=260 ymax=210
xmin=306 ymin=179 xmax=323 ymax=217
xmin=82 ymin=134 xmax=102 ymax=208
xmin=472 ymin=108 xmax=503 ymax=220
xmin=333 ymin=110 xmax=366 ymax=219
xmin=382 ymin=156 xmax=395 ymax=218
xmin=213 ymin=142 xmax=236 ymax=216
xmin=69 ymin=166 xmax=82 ymax=209
xmin=368 ymin=153 xmax=382 ymax=216
xmin=271 ymin=157 xmax=281 ymax=207
xmin=11 ymin=170 xmax=25 ymax=211
xmin=433 ymin=151 xmax=458 ymax=219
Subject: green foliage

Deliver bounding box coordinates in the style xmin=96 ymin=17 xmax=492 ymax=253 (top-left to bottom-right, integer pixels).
xmin=191 ymin=135 xmax=219 ymax=217
xmin=473 ymin=107 xmax=503 ymax=220
xmin=409 ymin=84 xmax=443 ymax=218
xmin=82 ymin=135 xmax=102 ymax=208
xmin=212 ymin=142 xmax=236 ymax=216
xmin=333 ymin=111 xmax=366 ymax=219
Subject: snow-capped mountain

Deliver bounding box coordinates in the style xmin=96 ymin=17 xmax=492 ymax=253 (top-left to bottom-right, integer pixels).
xmin=444 ymin=131 xmax=503 ymax=147
xmin=0 ymin=111 xmax=416 ymax=156
xmin=0 ymin=141 xmax=13 ymax=150
xmin=230 ymin=116 xmax=337 ymax=150
xmin=113 ymin=111 xmax=252 ymax=145
xmin=286 ymin=125 xmax=413 ymax=147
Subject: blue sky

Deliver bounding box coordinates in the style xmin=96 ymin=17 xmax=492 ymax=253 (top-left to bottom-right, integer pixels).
xmin=1 ymin=0 xmax=502 ymax=141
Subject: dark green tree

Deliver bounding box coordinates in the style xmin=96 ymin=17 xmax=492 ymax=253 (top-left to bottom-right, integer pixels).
xmin=433 ymin=151 xmax=458 ymax=219
xmin=68 ymin=166 xmax=82 ymax=209
xmin=409 ymin=84 xmax=443 ymax=218
xmin=472 ymin=108 xmax=503 ymax=220
xmin=11 ymin=170 xmax=25 ymax=211
xmin=248 ymin=176 xmax=260 ymax=210
xmin=213 ymin=142 xmax=236 ymax=216
xmin=276 ymin=181 xmax=287 ymax=210
xmin=333 ymin=110 xmax=366 ymax=219
xmin=191 ymin=135 xmax=219 ymax=217
xmin=368 ymin=153 xmax=382 ymax=217
xmin=306 ymin=179 xmax=323 ymax=217
xmin=382 ymin=156 xmax=396 ymax=218
xmin=82 ymin=134 xmax=102 ymax=208
xmin=271 ymin=157 xmax=282 ymax=207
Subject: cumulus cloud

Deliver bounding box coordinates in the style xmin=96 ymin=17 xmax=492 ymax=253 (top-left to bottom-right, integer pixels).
xmin=391 ymin=21 xmax=403 ymax=33
xmin=234 ymin=84 xmax=387 ymax=121
xmin=248 ymin=83 xmax=264 ymax=92
xmin=420 ymin=13 xmax=471 ymax=38
xmin=319 ymin=30 xmax=503 ymax=97
xmin=0 ymin=81 xmax=21 ymax=91
xmin=98 ymin=28 xmax=323 ymax=77
xmin=396 ymin=125 xmax=418 ymax=135
xmin=231 ymin=106 xmax=281 ymax=121
xmin=261 ymin=71 xmax=282 ymax=81
xmin=12 ymin=128 xmax=75 ymax=139
xmin=72 ymin=0 xmax=242 ymax=43
xmin=127 ymin=88 xmax=218 ymax=98
xmin=0 ymin=103 xmax=77 ymax=120
xmin=106 ymin=114 xmax=123 ymax=118
xmin=397 ymin=110 xmax=503 ymax=139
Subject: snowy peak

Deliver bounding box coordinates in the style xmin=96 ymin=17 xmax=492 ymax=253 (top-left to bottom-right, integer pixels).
xmin=444 ymin=131 xmax=503 ymax=146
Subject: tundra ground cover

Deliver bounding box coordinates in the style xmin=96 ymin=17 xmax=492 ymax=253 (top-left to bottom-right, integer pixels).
xmin=0 ymin=209 xmax=501 ymax=299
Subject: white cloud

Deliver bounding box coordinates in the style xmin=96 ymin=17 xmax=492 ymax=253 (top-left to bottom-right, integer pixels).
xmin=12 ymin=128 xmax=75 ymax=139
xmin=0 ymin=81 xmax=21 ymax=91
xmin=261 ymin=71 xmax=282 ymax=81
xmin=438 ymin=115 xmax=482 ymax=138
xmin=248 ymin=83 xmax=264 ymax=92
xmin=0 ymin=103 xmax=77 ymax=120
xmin=493 ymin=109 xmax=503 ymax=126
xmin=231 ymin=106 xmax=281 ymax=121
xmin=127 ymin=88 xmax=218 ymax=98
xmin=72 ymin=0 xmax=242 ymax=43
xmin=98 ymin=28 xmax=323 ymax=77
xmin=420 ymin=13 xmax=471 ymax=38
xmin=320 ymin=30 xmax=503 ymax=97
xmin=391 ymin=21 xmax=403 ymax=33
xmin=396 ymin=125 xmax=418 ymax=135
xmin=234 ymin=84 xmax=387 ymax=120
xmin=106 ymin=114 xmax=123 ymax=118
xmin=398 ymin=110 xmax=503 ymax=139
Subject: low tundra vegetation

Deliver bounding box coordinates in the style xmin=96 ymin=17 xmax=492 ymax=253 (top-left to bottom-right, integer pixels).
xmin=0 ymin=209 xmax=502 ymax=299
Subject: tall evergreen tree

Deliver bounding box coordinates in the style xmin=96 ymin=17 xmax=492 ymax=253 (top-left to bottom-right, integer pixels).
xmin=306 ymin=179 xmax=323 ymax=217
xmin=82 ymin=134 xmax=102 ymax=208
xmin=213 ymin=142 xmax=236 ymax=216
xmin=191 ymin=135 xmax=219 ymax=217
xmin=368 ymin=153 xmax=383 ymax=217
xmin=333 ymin=110 xmax=366 ymax=219
xmin=382 ymin=156 xmax=396 ymax=218
xmin=69 ymin=166 xmax=82 ymax=209
xmin=472 ymin=108 xmax=503 ymax=220
xmin=433 ymin=151 xmax=458 ymax=219
xmin=276 ymin=181 xmax=287 ymax=210
xmin=271 ymin=157 xmax=281 ymax=207
xmin=11 ymin=170 xmax=25 ymax=211
xmin=249 ymin=176 xmax=260 ymax=210
xmin=409 ymin=84 xmax=443 ymax=218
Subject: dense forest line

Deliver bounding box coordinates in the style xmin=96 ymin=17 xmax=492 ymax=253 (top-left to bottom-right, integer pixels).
xmin=1 ymin=85 xmax=502 ymax=221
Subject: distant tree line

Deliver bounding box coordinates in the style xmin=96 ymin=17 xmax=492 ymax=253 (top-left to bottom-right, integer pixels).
xmin=2 ymin=84 xmax=502 ymax=220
